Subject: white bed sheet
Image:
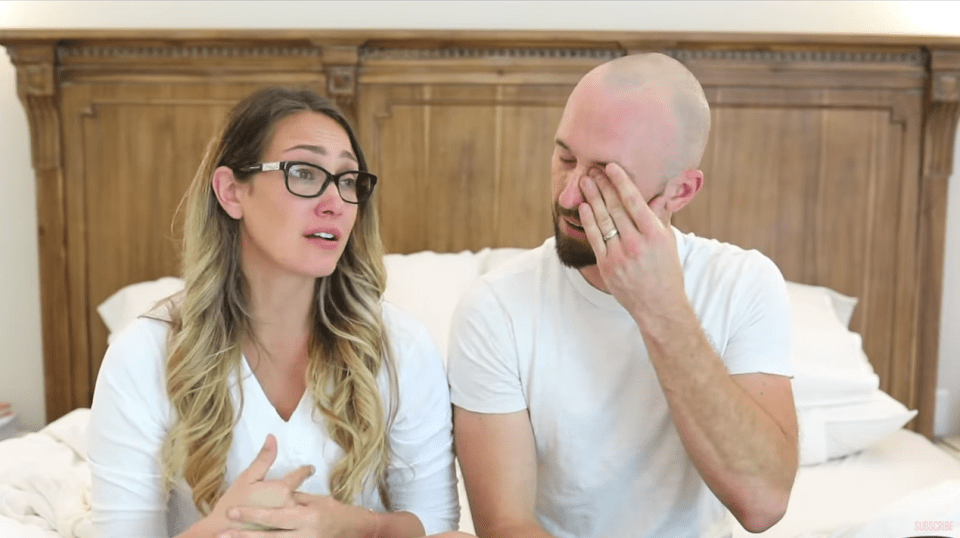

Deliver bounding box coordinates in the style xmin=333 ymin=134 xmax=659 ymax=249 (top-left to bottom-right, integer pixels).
xmin=732 ymin=428 xmax=960 ymax=538
xmin=0 ymin=409 xmax=92 ymax=538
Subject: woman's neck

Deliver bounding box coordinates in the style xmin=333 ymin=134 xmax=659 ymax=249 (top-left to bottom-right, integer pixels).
xmin=241 ymin=263 xmax=316 ymax=370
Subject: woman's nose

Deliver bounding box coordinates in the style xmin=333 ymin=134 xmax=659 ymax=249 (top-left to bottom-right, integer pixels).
xmin=315 ymin=181 xmax=345 ymax=215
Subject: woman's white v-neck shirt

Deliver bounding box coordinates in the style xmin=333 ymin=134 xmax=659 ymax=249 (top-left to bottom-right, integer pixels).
xmin=89 ymin=301 xmax=459 ymax=537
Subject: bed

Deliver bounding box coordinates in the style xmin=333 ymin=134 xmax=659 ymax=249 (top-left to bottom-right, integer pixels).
xmin=2 ymin=29 xmax=960 ymax=537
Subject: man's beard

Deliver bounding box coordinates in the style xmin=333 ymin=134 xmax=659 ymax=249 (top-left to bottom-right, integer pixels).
xmin=553 ymin=202 xmax=597 ymax=268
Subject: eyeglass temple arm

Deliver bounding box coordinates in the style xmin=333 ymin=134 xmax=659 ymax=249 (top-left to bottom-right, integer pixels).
xmin=241 ymin=162 xmax=282 ymax=173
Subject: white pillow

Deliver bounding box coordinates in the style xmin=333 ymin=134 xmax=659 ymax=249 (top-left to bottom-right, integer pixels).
xmin=97 ymin=251 xmax=486 ymax=357
xmin=785 ymin=282 xmax=916 ymax=464
xmin=475 ymin=247 xmax=528 ymax=274
xmin=383 ymin=250 xmax=482 ymax=365
xmin=97 ymin=276 xmax=185 ymax=343
xmin=785 ymin=281 xmax=879 ymax=408
xmin=798 ymin=389 xmax=917 ymax=465
xmin=786 ymin=280 xmax=858 ymax=328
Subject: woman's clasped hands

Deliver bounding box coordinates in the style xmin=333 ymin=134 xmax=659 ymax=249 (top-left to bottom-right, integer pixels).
xmin=211 ymin=434 xmax=378 ymax=538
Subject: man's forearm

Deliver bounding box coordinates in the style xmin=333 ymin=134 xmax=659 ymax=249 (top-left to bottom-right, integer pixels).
xmin=633 ymin=301 xmax=797 ymax=530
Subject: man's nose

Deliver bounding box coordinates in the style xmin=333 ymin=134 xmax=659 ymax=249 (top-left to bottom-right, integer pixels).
xmin=558 ymin=165 xmax=600 ymax=208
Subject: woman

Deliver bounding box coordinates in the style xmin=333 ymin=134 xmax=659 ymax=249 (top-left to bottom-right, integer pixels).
xmin=89 ymin=87 xmax=463 ymax=537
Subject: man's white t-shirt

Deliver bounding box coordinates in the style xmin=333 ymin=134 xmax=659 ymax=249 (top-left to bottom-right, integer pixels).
xmin=89 ymin=301 xmax=459 ymax=537
xmin=447 ymin=229 xmax=792 ymax=538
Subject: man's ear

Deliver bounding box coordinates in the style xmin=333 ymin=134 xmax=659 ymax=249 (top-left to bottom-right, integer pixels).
xmin=212 ymin=166 xmax=244 ymax=220
xmin=663 ymin=169 xmax=703 ymax=214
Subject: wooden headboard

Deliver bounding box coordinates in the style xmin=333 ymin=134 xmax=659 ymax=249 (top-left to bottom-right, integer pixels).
xmin=2 ymin=30 xmax=958 ymax=437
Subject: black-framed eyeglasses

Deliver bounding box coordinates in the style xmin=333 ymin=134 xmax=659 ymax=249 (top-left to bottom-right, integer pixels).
xmin=240 ymin=161 xmax=378 ymax=204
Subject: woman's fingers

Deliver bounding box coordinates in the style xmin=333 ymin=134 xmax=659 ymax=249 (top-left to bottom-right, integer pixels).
xmin=242 ymin=434 xmax=278 ymax=483
xmin=280 ymin=465 xmax=315 ymax=491
xmin=228 ymin=505 xmax=293 ymax=532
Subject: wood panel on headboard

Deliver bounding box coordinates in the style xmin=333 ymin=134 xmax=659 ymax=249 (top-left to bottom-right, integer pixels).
xmin=1 ymin=30 xmax=958 ymax=438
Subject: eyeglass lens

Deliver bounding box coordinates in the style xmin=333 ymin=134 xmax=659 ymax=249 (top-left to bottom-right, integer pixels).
xmin=286 ymin=163 xmax=374 ymax=203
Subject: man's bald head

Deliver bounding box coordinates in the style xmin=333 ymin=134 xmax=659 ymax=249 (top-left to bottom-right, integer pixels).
xmin=578 ymin=53 xmax=711 ymax=181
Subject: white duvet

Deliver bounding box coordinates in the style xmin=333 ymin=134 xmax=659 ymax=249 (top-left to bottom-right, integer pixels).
xmin=733 ymin=429 xmax=960 ymax=538
xmin=0 ymin=409 xmax=92 ymax=538
xmin=827 ymin=479 xmax=960 ymax=538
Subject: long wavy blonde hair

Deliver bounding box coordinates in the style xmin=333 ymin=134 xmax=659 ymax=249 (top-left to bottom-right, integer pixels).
xmin=160 ymin=87 xmax=397 ymax=514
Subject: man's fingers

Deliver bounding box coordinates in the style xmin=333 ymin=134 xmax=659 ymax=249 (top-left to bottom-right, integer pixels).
xmin=645 ymin=194 xmax=670 ymax=229
xmin=598 ymin=163 xmax=629 ymax=211
xmin=580 ymin=175 xmax=617 ymax=235
xmin=577 ymin=201 xmax=605 ymax=257
xmin=603 ymin=162 xmax=662 ymax=235
xmin=578 ymin=176 xmax=611 ymax=255
xmin=243 ymin=434 xmax=278 ymax=483
xmin=280 ymin=464 xmax=315 ymax=491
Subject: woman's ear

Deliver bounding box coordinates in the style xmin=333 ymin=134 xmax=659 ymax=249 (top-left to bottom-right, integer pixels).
xmin=212 ymin=166 xmax=244 ymax=220
xmin=663 ymin=169 xmax=703 ymax=214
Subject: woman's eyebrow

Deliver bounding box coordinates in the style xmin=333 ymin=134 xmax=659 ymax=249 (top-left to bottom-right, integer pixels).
xmin=286 ymin=143 xmax=326 ymax=155
xmin=284 ymin=144 xmax=357 ymax=162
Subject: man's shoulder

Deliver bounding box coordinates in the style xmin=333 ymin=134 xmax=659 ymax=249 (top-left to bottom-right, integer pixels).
xmin=475 ymin=239 xmax=560 ymax=294
xmin=677 ymin=228 xmax=781 ymax=280
xmin=483 ymin=242 xmax=549 ymax=277
xmin=455 ymin=239 xmax=559 ymax=315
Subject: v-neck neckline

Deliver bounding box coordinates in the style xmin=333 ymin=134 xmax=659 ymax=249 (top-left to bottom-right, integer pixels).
xmin=240 ymin=354 xmax=309 ymax=424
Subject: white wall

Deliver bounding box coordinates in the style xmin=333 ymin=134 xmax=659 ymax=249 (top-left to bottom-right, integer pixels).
xmin=0 ymin=17 xmax=42 ymax=431
xmin=1 ymin=0 xmax=959 ymax=434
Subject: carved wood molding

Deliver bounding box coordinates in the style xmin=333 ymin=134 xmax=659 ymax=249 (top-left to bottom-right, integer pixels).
xmin=932 ymin=71 xmax=960 ymax=102
xmin=912 ymin=48 xmax=960 ymax=437
xmin=914 ymin=98 xmax=958 ymax=437
xmin=55 ymin=43 xmax=328 ymax=83
xmin=924 ymin=50 xmax=960 ymax=179
xmin=319 ymin=45 xmax=359 ymax=123
xmin=57 ymin=44 xmax=322 ymax=59
xmin=358 ymin=45 xmax=926 ymax=65
xmin=666 ymin=48 xmax=925 ymax=65
xmin=7 ymin=45 xmax=61 ymax=171
xmin=5 ymin=44 xmax=75 ymax=422
xmin=923 ymin=101 xmax=960 ymax=180
xmin=359 ymin=46 xmax=624 ymax=62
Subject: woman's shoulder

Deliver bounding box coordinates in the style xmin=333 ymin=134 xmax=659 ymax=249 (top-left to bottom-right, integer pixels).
xmin=98 ymin=316 xmax=172 ymax=378
xmin=111 ymin=314 xmax=171 ymax=347
xmin=380 ymin=300 xmax=433 ymax=345
xmin=379 ymin=301 xmax=446 ymax=375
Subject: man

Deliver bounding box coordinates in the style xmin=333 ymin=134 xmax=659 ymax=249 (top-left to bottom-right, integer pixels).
xmin=447 ymin=53 xmax=798 ymax=538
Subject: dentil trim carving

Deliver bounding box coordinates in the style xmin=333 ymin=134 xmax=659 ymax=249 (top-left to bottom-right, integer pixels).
xmin=359 ymin=47 xmax=624 ymax=61
xmin=57 ymin=45 xmax=322 ymax=59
